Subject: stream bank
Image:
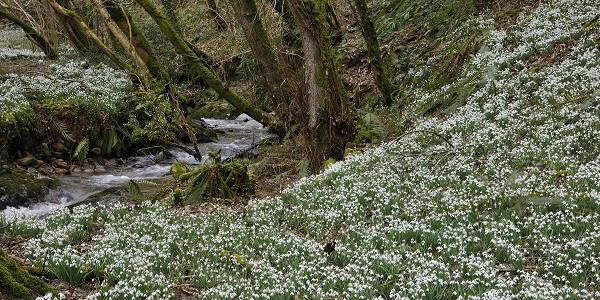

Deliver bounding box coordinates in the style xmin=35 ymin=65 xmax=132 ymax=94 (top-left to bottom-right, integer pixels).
xmin=1 ymin=115 xmax=270 ymax=217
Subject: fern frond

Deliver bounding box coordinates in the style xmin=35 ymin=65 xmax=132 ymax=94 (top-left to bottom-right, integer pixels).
xmin=55 ymin=121 xmax=75 ymax=142
xmin=128 ymin=180 xmax=141 ymax=196
xmin=73 ymin=139 xmax=89 ymax=164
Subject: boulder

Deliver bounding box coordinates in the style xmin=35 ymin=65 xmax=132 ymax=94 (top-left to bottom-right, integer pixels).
xmin=235 ymin=114 xmax=263 ymax=128
xmin=50 ymin=142 xmax=67 ymax=153
xmin=189 ymin=100 xmax=236 ymax=119
xmin=16 ymin=155 xmax=42 ymax=168
xmin=52 ymin=158 xmax=69 ymax=169
xmin=0 ymin=167 xmax=59 ymax=210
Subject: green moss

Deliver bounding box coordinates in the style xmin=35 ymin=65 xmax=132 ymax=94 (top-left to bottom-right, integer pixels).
xmin=189 ymin=100 xmax=236 ymax=119
xmin=0 ymin=249 xmax=55 ymax=299
xmin=0 ymin=168 xmax=59 ymax=210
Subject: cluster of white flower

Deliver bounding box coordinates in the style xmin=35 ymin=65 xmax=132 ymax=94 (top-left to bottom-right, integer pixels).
xmin=0 ymin=59 xmax=129 ymax=126
xmin=0 ymin=79 xmax=32 ymax=125
xmin=36 ymin=292 xmax=66 ymax=300
xmin=0 ymin=209 xmax=45 ymax=235
xmin=0 ymin=46 xmax=44 ymax=60
xmin=6 ymin=0 xmax=600 ymax=298
xmin=0 ymin=27 xmax=45 ymax=60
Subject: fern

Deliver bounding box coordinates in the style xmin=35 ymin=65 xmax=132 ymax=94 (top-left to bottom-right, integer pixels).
xmin=55 ymin=121 xmax=75 ymax=143
xmin=102 ymin=128 xmax=122 ymax=155
xmin=128 ymin=180 xmax=141 ymax=196
xmin=296 ymin=159 xmax=310 ymax=178
xmin=73 ymin=139 xmax=89 ymax=165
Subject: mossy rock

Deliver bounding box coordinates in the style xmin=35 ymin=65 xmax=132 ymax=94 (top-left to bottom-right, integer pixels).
xmin=194 ymin=126 xmax=219 ymax=143
xmin=0 ymin=168 xmax=59 ymax=210
xmin=0 ymin=248 xmax=56 ymax=299
xmin=189 ymin=100 xmax=237 ymax=119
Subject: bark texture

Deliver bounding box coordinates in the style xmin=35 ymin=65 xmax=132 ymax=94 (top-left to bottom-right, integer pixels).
xmin=160 ymin=0 xmax=181 ymax=33
xmin=287 ymin=0 xmax=354 ymax=171
xmin=134 ymin=0 xmax=283 ymax=134
xmin=47 ymin=0 xmax=143 ymax=84
xmin=0 ymin=6 xmax=58 ymax=59
xmin=104 ymin=0 xmax=168 ymax=81
xmin=56 ymin=0 xmax=93 ymax=53
xmin=91 ymin=0 xmax=151 ymax=82
xmin=349 ymin=0 xmax=394 ymax=106
xmin=229 ymin=0 xmax=290 ymax=106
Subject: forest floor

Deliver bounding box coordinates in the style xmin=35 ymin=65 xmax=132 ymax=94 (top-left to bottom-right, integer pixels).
xmin=1 ymin=0 xmax=600 ymax=299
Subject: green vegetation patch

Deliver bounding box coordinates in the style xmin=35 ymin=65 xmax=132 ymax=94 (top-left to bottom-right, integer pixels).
xmin=170 ymin=158 xmax=253 ymax=205
xmin=2 ymin=0 xmax=600 ymax=299
xmin=0 ymin=248 xmax=55 ymax=299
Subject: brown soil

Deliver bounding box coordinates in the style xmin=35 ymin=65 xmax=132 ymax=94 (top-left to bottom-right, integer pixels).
xmin=0 ymin=58 xmax=51 ymax=76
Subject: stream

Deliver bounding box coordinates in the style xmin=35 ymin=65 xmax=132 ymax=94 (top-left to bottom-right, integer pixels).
xmin=1 ymin=115 xmax=270 ymax=217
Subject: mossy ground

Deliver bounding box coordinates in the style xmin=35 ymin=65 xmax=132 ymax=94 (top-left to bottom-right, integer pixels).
xmin=0 ymin=248 xmax=55 ymax=299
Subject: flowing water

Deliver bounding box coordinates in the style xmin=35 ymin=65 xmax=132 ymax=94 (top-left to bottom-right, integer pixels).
xmin=2 ymin=115 xmax=270 ymax=217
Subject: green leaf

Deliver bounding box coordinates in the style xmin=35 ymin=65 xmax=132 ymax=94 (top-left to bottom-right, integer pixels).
xmin=73 ymin=139 xmax=89 ymax=165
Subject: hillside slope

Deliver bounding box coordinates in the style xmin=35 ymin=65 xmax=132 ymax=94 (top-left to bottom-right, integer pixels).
xmin=2 ymin=0 xmax=600 ymax=298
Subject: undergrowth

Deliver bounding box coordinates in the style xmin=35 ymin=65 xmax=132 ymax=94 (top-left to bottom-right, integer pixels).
xmin=2 ymin=1 xmax=599 ymax=299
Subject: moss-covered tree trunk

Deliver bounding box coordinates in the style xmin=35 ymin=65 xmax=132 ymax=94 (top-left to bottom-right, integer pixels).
xmin=160 ymin=0 xmax=181 ymax=33
xmin=0 ymin=6 xmax=58 ymax=59
xmin=56 ymin=0 xmax=93 ymax=53
xmin=134 ymin=0 xmax=284 ymax=135
xmin=325 ymin=1 xmax=343 ymax=44
xmin=104 ymin=0 xmax=168 ymax=81
xmin=206 ymin=0 xmax=227 ymax=31
xmin=349 ymin=0 xmax=394 ymax=106
xmin=287 ymin=0 xmax=354 ymax=171
xmin=228 ymin=0 xmax=291 ymax=107
xmin=90 ymin=0 xmax=151 ymax=82
xmin=47 ymin=0 xmax=144 ymax=84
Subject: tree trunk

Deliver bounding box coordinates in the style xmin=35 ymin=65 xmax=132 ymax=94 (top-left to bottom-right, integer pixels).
xmin=0 ymin=6 xmax=58 ymax=59
xmin=349 ymin=0 xmax=393 ymax=106
xmin=104 ymin=0 xmax=168 ymax=81
xmin=268 ymin=0 xmax=301 ymax=49
xmin=287 ymin=0 xmax=354 ymax=171
xmin=206 ymin=0 xmax=227 ymax=31
xmin=47 ymin=0 xmax=144 ymax=84
xmin=56 ymin=0 xmax=93 ymax=52
xmin=228 ymin=0 xmax=290 ymax=106
xmin=160 ymin=0 xmax=181 ymax=33
xmin=134 ymin=0 xmax=284 ymax=135
xmin=325 ymin=1 xmax=343 ymax=45
xmin=90 ymin=0 xmax=151 ymax=82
